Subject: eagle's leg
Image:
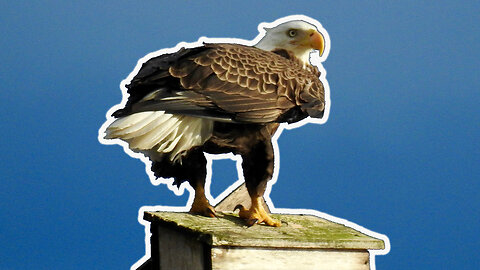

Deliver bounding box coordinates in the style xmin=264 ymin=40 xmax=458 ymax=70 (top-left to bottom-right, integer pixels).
xmin=190 ymin=184 xmax=216 ymax=217
xmin=185 ymin=148 xmax=216 ymax=217
xmin=236 ymin=140 xmax=281 ymax=227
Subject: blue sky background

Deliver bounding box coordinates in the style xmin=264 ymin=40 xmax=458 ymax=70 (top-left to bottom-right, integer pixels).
xmin=1 ymin=1 xmax=479 ymax=269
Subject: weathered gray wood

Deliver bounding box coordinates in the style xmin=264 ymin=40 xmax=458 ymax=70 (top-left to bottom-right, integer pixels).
xmin=214 ymin=183 xmax=270 ymax=213
xmin=144 ymin=211 xmax=385 ymax=250
xmin=142 ymin=211 xmax=385 ymax=269
xmin=211 ymin=247 xmax=370 ymax=270
xmin=155 ymin=224 xmax=206 ymax=270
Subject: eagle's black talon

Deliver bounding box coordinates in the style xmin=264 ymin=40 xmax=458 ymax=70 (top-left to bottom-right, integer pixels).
xmin=246 ymin=218 xmax=258 ymax=227
xmin=234 ymin=204 xmax=244 ymax=212
xmin=281 ymin=220 xmax=289 ymax=226
xmin=207 ymin=208 xmax=217 ymax=218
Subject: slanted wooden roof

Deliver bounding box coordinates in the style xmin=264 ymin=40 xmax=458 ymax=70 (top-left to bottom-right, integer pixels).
xmin=144 ymin=211 xmax=385 ymax=250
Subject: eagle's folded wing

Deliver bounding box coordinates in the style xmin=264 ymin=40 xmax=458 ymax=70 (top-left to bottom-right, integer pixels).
xmin=115 ymin=44 xmax=325 ymax=124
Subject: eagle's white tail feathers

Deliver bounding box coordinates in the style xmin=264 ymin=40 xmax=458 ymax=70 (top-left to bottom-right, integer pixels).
xmin=107 ymin=111 xmax=160 ymax=135
xmin=105 ymin=111 xmax=213 ymax=163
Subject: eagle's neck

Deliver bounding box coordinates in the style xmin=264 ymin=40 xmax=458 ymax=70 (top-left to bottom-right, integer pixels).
xmin=255 ymin=42 xmax=311 ymax=67
xmin=291 ymin=49 xmax=312 ymax=67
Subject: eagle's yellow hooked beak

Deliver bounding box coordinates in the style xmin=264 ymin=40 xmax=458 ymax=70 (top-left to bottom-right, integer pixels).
xmin=307 ymin=29 xmax=325 ymax=56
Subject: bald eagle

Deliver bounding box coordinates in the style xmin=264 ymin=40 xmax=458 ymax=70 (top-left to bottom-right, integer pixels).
xmin=104 ymin=20 xmax=327 ymax=226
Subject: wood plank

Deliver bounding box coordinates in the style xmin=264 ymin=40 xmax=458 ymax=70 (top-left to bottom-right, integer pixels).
xmin=154 ymin=224 xmax=206 ymax=270
xmin=211 ymin=247 xmax=370 ymax=270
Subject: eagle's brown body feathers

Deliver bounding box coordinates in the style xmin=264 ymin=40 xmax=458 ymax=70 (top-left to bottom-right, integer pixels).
xmin=114 ymin=44 xmax=324 ymax=122
xmin=106 ymin=39 xmax=326 ymax=226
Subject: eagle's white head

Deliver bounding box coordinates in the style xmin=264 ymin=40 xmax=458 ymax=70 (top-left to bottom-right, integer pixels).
xmin=255 ymin=20 xmax=325 ymax=65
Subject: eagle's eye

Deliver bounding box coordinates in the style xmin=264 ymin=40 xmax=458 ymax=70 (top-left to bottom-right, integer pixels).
xmin=287 ymin=29 xmax=297 ymax=37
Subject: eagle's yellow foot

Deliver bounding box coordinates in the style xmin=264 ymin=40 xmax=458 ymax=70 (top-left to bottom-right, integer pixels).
xmin=189 ymin=186 xmax=216 ymax=217
xmin=234 ymin=196 xmax=281 ymax=227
